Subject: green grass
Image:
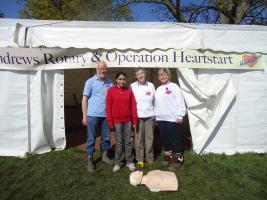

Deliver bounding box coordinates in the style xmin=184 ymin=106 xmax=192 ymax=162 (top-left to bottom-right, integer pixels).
xmin=0 ymin=149 xmax=266 ymax=200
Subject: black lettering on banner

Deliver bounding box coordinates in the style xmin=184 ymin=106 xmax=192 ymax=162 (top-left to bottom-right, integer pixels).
xmin=91 ymin=51 xmax=101 ymax=62
xmin=174 ymin=51 xmax=184 ymax=63
xmin=22 ymin=56 xmax=31 ymax=65
xmin=44 ymin=53 xmax=55 ymax=64
xmin=0 ymin=52 xmax=40 ymax=65
xmin=33 ymin=57 xmax=40 ymax=65
xmin=2 ymin=52 xmax=10 ymax=64
xmin=228 ymin=56 xmax=233 ymax=64
xmin=56 ymin=57 xmax=64 ymax=64
xmin=118 ymin=54 xmax=126 ymax=65
xmin=11 ymin=56 xmax=16 ymax=64
xmin=16 ymin=56 xmax=22 ymax=64
xmin=106 ymin=51 xmax=117 ymax=62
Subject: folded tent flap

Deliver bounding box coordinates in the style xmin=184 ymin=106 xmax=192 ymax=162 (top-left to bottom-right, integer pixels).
xmin=177 ymin=68 xmax=237 ymax=154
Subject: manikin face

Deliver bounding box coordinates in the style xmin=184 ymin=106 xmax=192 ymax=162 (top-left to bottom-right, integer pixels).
xmin=116 ymin=74 xmax=127 ymax=88
xmin=158 ymin=72 xmax=169 ymax=84
xmin=136 ymin=70 xmax=146 ymax=84
xmin=129 ymin=171 xmax=143 ymax=186
xmin=96 ymin=62 xmax=107 ymax=80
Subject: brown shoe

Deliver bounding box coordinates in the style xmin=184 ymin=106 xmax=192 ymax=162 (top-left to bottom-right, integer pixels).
xmin=162 ymin=154 xmax=172 ymax=166
xmin=101 ymin=151 xmax=113 ymax=165
xmin=168 ymin=153 xmax=184 ymax=171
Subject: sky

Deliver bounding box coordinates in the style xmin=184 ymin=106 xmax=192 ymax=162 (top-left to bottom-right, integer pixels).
xmin=0 ymin=0 xmax=160 ymax=21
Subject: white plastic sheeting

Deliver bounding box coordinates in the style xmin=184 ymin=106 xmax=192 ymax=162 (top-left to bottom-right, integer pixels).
xmin=24 ymin=22 xmax=267 ymax=52
xmin=0 ymin=70 xmax=65 ymax=156
xmin=1 ymin=19 xmax=267 ymax=53
xmin=178 ymin=55 xmax=267 ymax=154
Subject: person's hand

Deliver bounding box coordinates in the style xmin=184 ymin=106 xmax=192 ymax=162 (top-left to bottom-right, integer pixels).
xmin=176 ymin=118 xmax=183 ymax=124
xmin=132 ymin=125 xmax=136 ymax=128
xmin=82 ymin=117 xmax=88 ymax=126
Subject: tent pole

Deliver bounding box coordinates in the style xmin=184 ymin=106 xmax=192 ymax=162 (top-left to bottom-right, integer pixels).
xmin=27 ymin=73 xmax=31 ymax=154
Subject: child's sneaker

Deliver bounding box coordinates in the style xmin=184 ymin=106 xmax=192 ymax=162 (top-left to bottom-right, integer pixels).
xmin=136 ymin=161 xmax=144 ymax=168
xmin=126 ymin=163 xmax=136 ymax=171
xmin=113 ymin=164 xmax=121 ymax=172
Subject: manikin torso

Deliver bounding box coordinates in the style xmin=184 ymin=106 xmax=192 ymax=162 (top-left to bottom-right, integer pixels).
xmin=141 ymin=170 xmax=178 ymax=192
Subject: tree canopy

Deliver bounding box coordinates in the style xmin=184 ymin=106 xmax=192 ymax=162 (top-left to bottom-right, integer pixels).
xmin=19 ymin=0 xmax=133 ymax=21
xmin=121 ymin=0 xmax=267 ymax=24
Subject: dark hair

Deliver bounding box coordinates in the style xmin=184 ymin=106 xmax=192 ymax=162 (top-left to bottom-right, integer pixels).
xmin=115 ymin=72 xmax=127 ymax=79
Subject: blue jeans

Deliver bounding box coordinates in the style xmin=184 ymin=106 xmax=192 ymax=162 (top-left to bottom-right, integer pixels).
xmin=86 ymin=116 xmax=110 ymax=156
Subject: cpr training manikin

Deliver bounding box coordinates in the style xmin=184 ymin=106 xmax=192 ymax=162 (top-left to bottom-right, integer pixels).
xmin=129 ymin=170 xmax=179 ymax=192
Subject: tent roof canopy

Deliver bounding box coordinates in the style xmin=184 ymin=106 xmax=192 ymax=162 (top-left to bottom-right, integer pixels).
xmin=1 ymin=18 xmax=267 ymax=53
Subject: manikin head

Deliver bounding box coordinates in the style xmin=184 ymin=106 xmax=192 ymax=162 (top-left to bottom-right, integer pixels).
xmin=129 ymin=171 xmax=143 ymax=186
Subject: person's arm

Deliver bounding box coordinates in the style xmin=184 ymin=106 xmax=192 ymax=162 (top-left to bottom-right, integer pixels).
xmin=174 ymin=85 xmax=186 ymax=124
xmin=82 ymin=79 xmax=92 ymax=125
xmin=82 ymin=96 xmax=88 ymax=125
xmin=130 ymin=89 xmax=138 ymax=127
xmin=106 ymin=88 xmax=114 ymax=128
xmin=151 ymin=83 xmax=156 ymax=108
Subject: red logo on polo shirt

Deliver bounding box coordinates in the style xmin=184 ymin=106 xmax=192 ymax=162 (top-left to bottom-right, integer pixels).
xmin=146 ymin=91 xmax=151 ymax=96
xmin=165 ymin=87 xmax=171 ymax=94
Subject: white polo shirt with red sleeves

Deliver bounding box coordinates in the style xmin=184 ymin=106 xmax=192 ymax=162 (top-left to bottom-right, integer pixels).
xmin=155 ymin=82 xmax=186 ymax=122
xmin=131 ymin=81 xmax=155 ymax=118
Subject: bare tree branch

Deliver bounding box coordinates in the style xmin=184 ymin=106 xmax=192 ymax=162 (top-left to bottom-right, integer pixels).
xmin=36 ymin=0 xmax=265 ymax=25
xmin=0 ymin=10 xmax=4 ymax=18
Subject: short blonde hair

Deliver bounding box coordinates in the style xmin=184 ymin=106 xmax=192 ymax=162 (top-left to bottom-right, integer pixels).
xmin=158 ymin=68 xmax=171 ymax=79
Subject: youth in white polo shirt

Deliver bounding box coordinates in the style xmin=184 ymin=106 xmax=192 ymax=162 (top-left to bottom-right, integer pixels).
xmin=155 ymin=81 xmax=186 ymax=122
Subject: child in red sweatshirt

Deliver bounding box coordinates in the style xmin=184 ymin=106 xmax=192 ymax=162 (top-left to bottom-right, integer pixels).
xmin=106 ymin=72 xmax=138 ymax=172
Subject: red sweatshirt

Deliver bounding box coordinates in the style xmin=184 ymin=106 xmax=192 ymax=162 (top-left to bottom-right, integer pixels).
xmin=106 ymin=86 xmax=138 ymax=128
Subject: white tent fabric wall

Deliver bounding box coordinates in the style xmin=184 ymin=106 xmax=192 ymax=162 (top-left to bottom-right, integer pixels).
xmin=0 ymin=70 xmax=28 ymax=156
xmin=178 ymin=55 xmax=267 ymax=154
xmin=0 ymin=70 xmax=65 ymax=156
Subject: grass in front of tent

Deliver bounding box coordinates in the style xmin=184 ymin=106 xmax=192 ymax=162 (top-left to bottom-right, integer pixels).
xmin=0 ymin=149 xmax=266 ymax=200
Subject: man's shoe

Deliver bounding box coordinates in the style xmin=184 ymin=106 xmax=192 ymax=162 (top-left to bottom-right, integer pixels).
xmin=87 ymin=155 xmax=95 ymax=172
xmin=113 ymin=164 xmax=121 ymax=172
xmin=126 ymin=162 xmax=136 ymax=171
xmin=168 ymin=153 xmax=184 ymax=171
xmin=101 ymin=151 xmax=113 ymax=165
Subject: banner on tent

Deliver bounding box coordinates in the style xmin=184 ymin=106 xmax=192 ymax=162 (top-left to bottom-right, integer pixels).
xmin=0 ymin=48 xmax=264 ymax=70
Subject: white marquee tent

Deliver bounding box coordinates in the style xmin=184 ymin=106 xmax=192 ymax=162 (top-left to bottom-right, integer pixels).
xmin=0 ymin=18 xmax=266 ymax=156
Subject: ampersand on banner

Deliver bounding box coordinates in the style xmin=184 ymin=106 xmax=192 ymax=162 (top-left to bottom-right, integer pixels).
xmin=91 ymin=51 xmax=102 ymax=62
